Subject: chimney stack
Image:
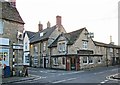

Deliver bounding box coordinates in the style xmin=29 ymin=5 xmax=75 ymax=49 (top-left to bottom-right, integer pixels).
xmin=56 ymin=15 xmax=62 ymax=27
xmin=38 ymin=21 xmax=43 ymax=32
xmin=47 ymin=21 xmax=51 ymax=28
xmin=110 ymin=35 xmax=114 ymax=45
xmin=9 ymin=0 xmax=16 ymax=7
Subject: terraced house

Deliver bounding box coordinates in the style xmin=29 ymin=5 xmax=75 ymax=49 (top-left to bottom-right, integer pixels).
xmin=49 ymin=28 xmax=120 ymax=71
xmin=0 ymin=0 xmax=24 ymax=76
xmin=30 ymin=16 xmax=66 ymax=68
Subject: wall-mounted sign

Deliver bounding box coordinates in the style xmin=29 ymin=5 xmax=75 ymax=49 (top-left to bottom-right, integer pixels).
xmin=0 ymin=38 xmax=9 ymax=46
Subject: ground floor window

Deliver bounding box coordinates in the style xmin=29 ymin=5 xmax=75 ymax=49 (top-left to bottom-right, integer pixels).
xmin=53 ymin=57 xmax=58 ymax=65
xmin=83 ymin=57 xmax=88 ymax=64
xmin=98 ymin=57 xmax=102 ymax=64
xmin=83 ymin=56 xmax=94 ymax=64
xmin=25 ymin=56 xmax=29 ymax=63
xmin=34 ymin=55 xmax=38 ymax=65
xmin=88 ymin=57 xmax=94 ymax=64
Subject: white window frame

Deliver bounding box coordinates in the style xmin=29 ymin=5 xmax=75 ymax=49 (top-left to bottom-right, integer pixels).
xmin=58 ymin=42 xmax=66 ymax=53
xmin=53 ymin=58 xmax=58 ymax=65
xmin=88 ymin=57 xmax=94 ymax=64
xmin=82 ymin=41 xmax=88 ymax=49
xmin=83 ymin=57 xmax=88 ymax=64
xmin=110 ymin=48 xmax=113 ymax=52
xmin=40 ymin=32 xmax=44 ymax=37
xmin=34 ymin=46 xmax=38 ymax=53
xmin=62 ymin=42 xmax=66 ymax=52
xmin=43 ymin=42 xmax=46 ymax=51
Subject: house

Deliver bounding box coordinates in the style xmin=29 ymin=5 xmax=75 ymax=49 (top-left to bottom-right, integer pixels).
xmin=23 ymin=31 xmax=35 ymax=66
xmin=0 ymin=0 xmax=24 ymax=76
xmin=49 ymin=28 xmax=120 ymax=71
xmin=30 ymin=16 xmax=66 ymax=68
xmin=94 ymin=41 xmax=120 ymax=66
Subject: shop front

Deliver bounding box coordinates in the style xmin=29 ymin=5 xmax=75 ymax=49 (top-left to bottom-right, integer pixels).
xmin=0 ymin=38 xmax=10 ymax=77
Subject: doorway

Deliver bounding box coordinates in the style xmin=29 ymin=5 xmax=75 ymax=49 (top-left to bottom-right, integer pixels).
xmin=70 ymin=57 xmax=76 ymax=70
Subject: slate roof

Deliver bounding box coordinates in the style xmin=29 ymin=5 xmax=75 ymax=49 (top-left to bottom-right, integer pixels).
xmin=94 ymin=41 xmax=120 ymax=48
xmin=24 ymin=31 xmax=36 ymax=39
xmin=49 ymin=28 xmax=85 ymax=47
xmin=0 ymin=1 xmax=24 ymax=24
xmin=30 ymin=25 xmax=56 ymax=43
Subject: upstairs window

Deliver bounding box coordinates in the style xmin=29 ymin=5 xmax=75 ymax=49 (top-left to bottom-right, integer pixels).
xmin=0 ymin=19 xmax=3 ymax=34
xmin=40 ymin=32 xmax=44 ymax=37
xmin=82 ymin=41 xmax=88 ymax=49
xmin=110 ymin=48 xmax=113 ymax=52
xmin=34 ymin=46 xmax=38 ymax=53
xmin=25 ymin=42 xmax=27 ymax=50
xmin=58 ymin=42 xmax=66 ymax=53
xmin=43 ymin=42 xmax=46 ymax=51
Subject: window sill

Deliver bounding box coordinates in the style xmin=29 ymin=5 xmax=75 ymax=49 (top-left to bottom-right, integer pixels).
xmin=53 ymin=64 xmax=59 ymax=66
xmin=89 ymin=63 xmax=94 ymax=64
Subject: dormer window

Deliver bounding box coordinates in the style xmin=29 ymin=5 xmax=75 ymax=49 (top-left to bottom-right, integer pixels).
xmin=40 ymin=32 xmax=44 ymax=37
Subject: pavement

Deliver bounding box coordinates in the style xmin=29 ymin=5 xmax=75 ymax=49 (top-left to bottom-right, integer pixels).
xmin=2 ymin=75 xmax=37 ymax=84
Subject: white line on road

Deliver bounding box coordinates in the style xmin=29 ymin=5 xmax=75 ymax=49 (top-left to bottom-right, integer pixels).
xmin=52 ymin=77 xmax=77 ymax=83
xmin=100 ymin=80 xmax=109 ymax=84
xmin=94 ymin=68 xmax=118 ymax=75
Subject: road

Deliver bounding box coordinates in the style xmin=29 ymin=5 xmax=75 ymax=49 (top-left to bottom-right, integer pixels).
xmin=15 ymin=65 xmax=120 ymax=84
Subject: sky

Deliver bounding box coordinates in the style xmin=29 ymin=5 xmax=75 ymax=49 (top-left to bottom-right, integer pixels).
xmin=11 ymin=0 xmax=119 ymax=45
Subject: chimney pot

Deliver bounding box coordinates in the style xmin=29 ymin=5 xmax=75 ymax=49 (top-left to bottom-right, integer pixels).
xmin=47 ymin=21 xmax=51 ymax=28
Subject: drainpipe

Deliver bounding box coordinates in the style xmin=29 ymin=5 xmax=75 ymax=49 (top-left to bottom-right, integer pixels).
xmin=106 ymin=48 xmax=108 ymax=67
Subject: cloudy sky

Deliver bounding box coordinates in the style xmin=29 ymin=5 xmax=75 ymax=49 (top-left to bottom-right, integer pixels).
xmin=14 ymin=0 xmax=119 ymax=45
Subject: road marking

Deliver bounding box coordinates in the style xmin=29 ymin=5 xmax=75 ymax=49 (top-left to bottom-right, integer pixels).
xmin=52 ymin=77 xmax=77 ymax=83
xmin=100 ymin=80 xmax=108 ymax=84
xmin=94 ymin=68 xmax=119 ymax=75
xmin=106 ymin=73 xmax=120 ymax=81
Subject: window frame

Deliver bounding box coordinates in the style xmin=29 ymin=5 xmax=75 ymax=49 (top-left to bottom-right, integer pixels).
xmin=88 ymin=57 xmax=94 ymax=64
xmin=83 ymin=56 xmax=88 ymax=64
xmin=53 ymin=57 xmax=58 ymax=65
xmin=58 ymin=42 xmax=66 ymax=53
xmin=82 ymin=41 xmax=88 ymax=49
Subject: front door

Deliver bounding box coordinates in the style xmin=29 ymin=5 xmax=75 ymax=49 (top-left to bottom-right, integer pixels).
xmin=71 ymin=57 xmax=76 ymax=70
xmin=44 ymin=58 xmax=46 ymax=68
